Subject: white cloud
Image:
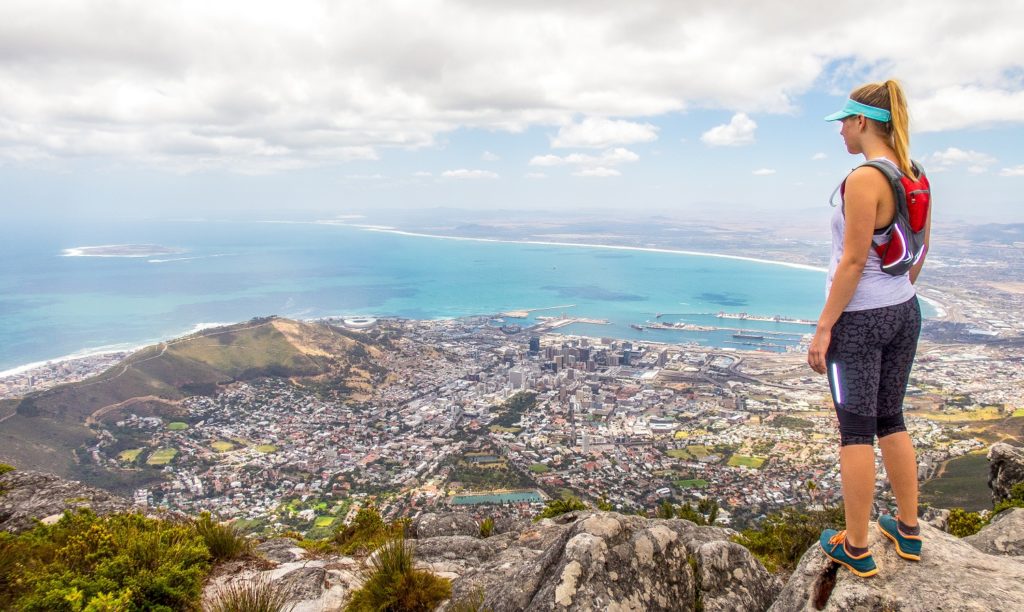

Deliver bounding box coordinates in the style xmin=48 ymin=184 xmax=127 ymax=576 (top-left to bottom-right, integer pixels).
xmin=812 ymin=152 xmax=827 ymax=160
xmin=573 ymin=167 xmax=621 ymax=177
xmin=701 ymin=113 xmax=757 ymax=147
xmin=530 ymin=147 xmax=639 ymax=167
xmin=552 ymin=117 xmax=658 ymax=148
xmin=1000 ymin=165 xmax=1024 ymax=177
xmin=345 ymin=173 xmax=385 ymax=180
xmin=441 ymin=168 xmax=499 ymax=179
xmin=524 ymin=172 xmax=547 ymax=179
xmin=1 ymin=1 xmax=1023 ymax=170
xmin=481 ymin=151 xmax=500 ymax=161
xmin=927 ymin=147 xmax=997 ymax=172
xmin=413 ymin=171 xmax=433 ymax=177
xmin=753 ymin=168 xmax=776 ymax=175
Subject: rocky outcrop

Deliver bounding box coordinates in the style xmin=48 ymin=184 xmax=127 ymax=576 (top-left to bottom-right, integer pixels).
xmin=203 ymin=555 xmax=362 ymax=612
xmin=419 ymin=510 xmax=780 ymax=612
xmin=0 ymin=469 xmax=136 ymax=532
xmin=989 ymin=443 xmax=1024 ymax=504
xmin=412 ymin=510 xmax=480 ymax=539
xmin=770 ymin=519 xmax=1024 ymax=611
xmin=964 ymin=507 xmax=1024 ymax=558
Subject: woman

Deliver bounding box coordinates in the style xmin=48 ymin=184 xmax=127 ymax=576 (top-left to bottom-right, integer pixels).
xmin=809 ymin=80 xmax=931 ymax=577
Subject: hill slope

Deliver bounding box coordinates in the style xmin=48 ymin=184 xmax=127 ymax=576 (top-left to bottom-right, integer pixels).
xmin=0 ymin=317 xmax=391 ymax=485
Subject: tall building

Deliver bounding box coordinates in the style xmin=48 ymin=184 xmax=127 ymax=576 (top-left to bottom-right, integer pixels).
xmin=581 ymin=431 xmax=590 ymax=454
xmin=528 ymin=336 xmax=541 ymax=354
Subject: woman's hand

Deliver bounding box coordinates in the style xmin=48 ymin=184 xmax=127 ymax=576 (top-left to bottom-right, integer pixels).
xmin=807 ymin=326 xmax=831 ymax=374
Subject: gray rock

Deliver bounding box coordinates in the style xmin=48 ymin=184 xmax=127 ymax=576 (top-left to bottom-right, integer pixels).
xmin=412 ymin=511 xmax=480 ymax=539
xmin=770 ymin=520 xmax=1024 ymax=611
xmin=988 ymin=443 xmax=1024 ymax=505
xmin=964 ymin=507 xmax=1024 ymax=557
xmin=922 ymin=506 xmax=950 ymax=532
xmin=278 ymin=566 xmax=328 ymax=600
xmin=256 ymin=537 xmax=309 ymax=563
xmin=442 ymin=511 xmax=777 ymax=612
xmin=0 ymin=469 xmax=135 ymax=533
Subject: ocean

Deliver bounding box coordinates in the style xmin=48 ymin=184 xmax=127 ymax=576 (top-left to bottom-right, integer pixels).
xmin=0 ymin=217 xmax=854 ymax=372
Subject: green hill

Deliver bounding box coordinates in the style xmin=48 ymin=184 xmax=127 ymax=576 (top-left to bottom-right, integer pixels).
xmin=0 ymin=317 xmax=390 ymax=487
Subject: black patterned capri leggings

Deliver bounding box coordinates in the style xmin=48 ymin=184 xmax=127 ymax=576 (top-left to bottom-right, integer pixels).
xmin=825 ymin=296 xmax=921 ymax=446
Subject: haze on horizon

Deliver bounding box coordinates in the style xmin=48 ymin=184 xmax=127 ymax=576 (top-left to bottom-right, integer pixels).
xmin=1 ymin=0 xmax=1023 ymax=225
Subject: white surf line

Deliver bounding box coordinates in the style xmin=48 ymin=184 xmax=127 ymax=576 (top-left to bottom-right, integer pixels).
xmin=357 ymin=227 xmax=828 ymax=273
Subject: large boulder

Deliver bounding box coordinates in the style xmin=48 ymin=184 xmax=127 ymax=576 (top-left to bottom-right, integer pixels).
xmin=770 ymin=520 xmax=1024 ymax=611
xmin=0 ymin=469 xmax=135 ymax=533
xmin=433 ymin=510 xmax=780 ymax=612
xmin=964 ymin=507 xmax=1024 ymax=558
xmin=988 ymin=443 xmax=1024 ymax=505
xmin=412 ymin=511 xmax=480 ymax=539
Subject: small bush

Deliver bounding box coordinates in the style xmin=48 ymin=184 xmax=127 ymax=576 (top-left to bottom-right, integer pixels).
xmin=479 ymin=517 xmax=495 ymax=538
xmin=595 ymin=496 xmax=613 ymax=511
xmin=948 ymin=507 xmax=986 ymax=538
xmin=993 ymin=482 xmax=1024 ymax=516
xmin=334 ymin=506 xmax=401 ymax=555
xmin=0 ymin=463 xmax=14 ymax=475
xmin=534 ymin=495 xmax=587 ymax=521
xmin=733 ymin=504 xmax=846 ymax=573
xmin=206 ymin=577 xmax=293 ymax=612
xmin=195 ymin=512 xmax=252 ymax=562
xmin=345 ymin=535 xmax=451 ymax=612
xmin=448 ymin=588 xmax=492 ymax=612
xmin=0 ymin=509 xmax=210 ymax=610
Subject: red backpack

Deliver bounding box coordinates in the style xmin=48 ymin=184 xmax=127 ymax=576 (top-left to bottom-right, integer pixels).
xmin=837 ymin=159 xmax=930 ymax=276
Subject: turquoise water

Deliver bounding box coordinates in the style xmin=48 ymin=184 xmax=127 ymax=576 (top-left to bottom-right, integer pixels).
xmin=452 ymin=490 xmax=544 ymax=505
xmin=0 ymin=218 xmax=839 ymax=372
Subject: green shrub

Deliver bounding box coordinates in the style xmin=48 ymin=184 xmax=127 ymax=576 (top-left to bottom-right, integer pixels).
xmin=733 ymin=504 xmax=846 ymax=573
xmin=0 ymin=463 xmax=14 ymax=475
xmin=195 ymin=512 xmax=252 ymax=562
xmin=479 ymin=517 xmax=495 ymax=538
xmin=0 ymin=509 xmax=210 ymax=611
xmin=447 ymin=587 xmax=492 ymax=612
xmin=534 ymin=495 xmax=587 ymax=521
xmin=948 ymin=507 xmax=986 ymax=537
xmin=206 ymin=577 xmax=293 ymax=612
xmin=993 ymin=482 xmax=1024 ymax=516
xmin=345 ymin=535 xmax=451 ymax=612
xmin=333 ymin=505 xmax=400 ymax=555
xmin=595 ymin=496 xmax=613 ymax=511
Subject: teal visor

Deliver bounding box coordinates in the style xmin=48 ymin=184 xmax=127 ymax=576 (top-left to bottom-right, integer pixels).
xmin=824 ymin=99 xmax=891 ymax=123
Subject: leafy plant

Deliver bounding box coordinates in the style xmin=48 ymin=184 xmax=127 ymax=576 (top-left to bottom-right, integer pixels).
xmin=0 ymin=463 xmax=15 ymax=475
xmin=195 ymin=512 xmax=252 ymax=562
xmin=333 ymin=505 xmax=401 ymax=555
xmin=1 ymin=509 xmax=210 ymax=611
xmin=733 ymin=504 xmax=846 ymax=573
xmin=534 ymin=495 xmax=587 ymax=521
xmin=947 ymin=507 xmax=986 ymax=537
xmin=206 ymin=577 xmax=293 ymax=612
xmin=479 ymin=517 xmax=495 ymax=538
xmin=345 ymin=535 xmax=451 ymax=612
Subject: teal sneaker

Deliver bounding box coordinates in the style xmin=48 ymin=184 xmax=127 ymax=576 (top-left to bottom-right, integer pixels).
xmin=877 ymin=514 xmax=922 ymax=561
xmin=819 ymin=529 xmax=878 ymax=578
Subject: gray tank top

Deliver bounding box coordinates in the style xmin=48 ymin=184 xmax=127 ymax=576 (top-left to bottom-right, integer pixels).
xmin=827 ymin=159 xmax=916 ymax=311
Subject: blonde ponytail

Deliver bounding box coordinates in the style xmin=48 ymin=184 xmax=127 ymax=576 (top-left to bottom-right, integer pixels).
xmin=885 ymin=80 xmax=916 ymax=179
xmin=850 ymin=80 xmax=918 ymax=179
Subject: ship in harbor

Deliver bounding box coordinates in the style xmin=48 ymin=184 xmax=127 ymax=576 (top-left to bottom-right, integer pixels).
xmin=717 ymin=311 xmax=816 ymax=326
xmin=630 ymin=324 xmax=644 ymax=331
xmin=732 ymin=332 xmax=765 ymax=341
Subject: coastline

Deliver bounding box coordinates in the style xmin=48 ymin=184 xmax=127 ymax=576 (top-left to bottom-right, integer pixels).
xmin=356 ymin=226 xmax=830 ymax=273
xmin=0 ymin=321 xmax=232 ymax=379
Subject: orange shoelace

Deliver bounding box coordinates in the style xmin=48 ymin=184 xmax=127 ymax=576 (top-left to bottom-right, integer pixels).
xmin=828 ymin=530 xmax=847 ymax=548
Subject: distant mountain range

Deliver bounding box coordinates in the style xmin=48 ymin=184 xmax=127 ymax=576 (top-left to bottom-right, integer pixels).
xmin=0 ymin=317 xmax=391 ymax=491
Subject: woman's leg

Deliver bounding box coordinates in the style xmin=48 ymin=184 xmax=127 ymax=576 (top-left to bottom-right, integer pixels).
xmin=879 ymin=432 xmax=918 ymax=526
xmin=876 ymin=297 xmax=922 ymax=525
xmin=840 ymin=444 xmax=876 ymax=547
xmin=827 ymin=308 xmax=886 ymax=548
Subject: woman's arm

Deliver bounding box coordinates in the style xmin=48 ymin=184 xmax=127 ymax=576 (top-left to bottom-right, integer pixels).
xmin=807 ymin=168 xmax=880 ymax=374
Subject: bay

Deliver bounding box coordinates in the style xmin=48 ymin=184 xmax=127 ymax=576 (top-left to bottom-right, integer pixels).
xmin=0 ymin=218 xmax=841 ymax=372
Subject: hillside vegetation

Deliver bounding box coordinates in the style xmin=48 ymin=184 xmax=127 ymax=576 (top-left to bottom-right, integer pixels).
xmin=0 ymin=317 xmax=390 ymax=484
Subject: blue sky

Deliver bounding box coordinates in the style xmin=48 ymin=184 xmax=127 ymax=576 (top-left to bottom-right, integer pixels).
xmin=2 ymin=1 xmax=1023 ymax=224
